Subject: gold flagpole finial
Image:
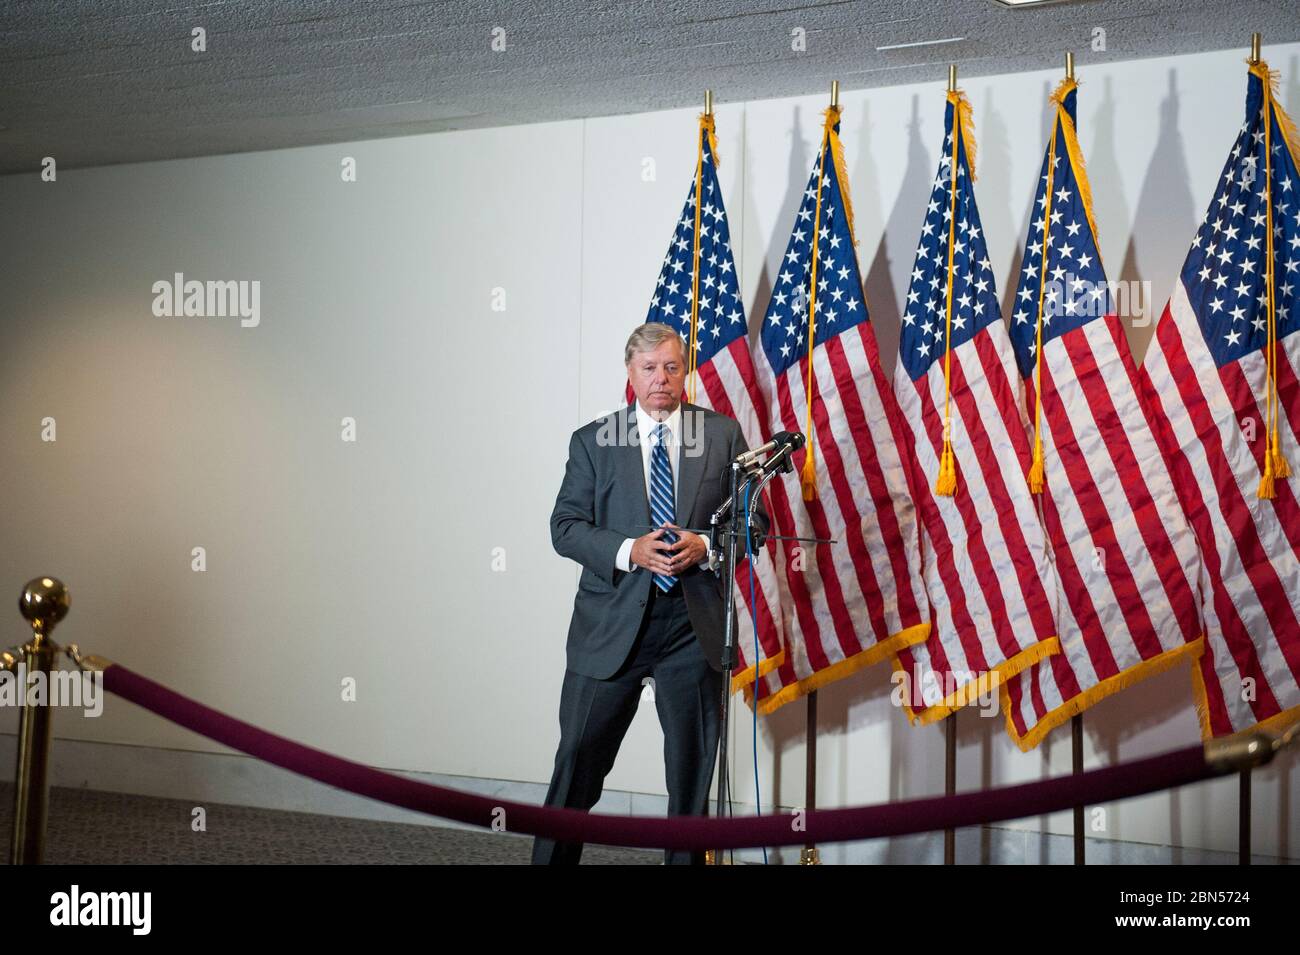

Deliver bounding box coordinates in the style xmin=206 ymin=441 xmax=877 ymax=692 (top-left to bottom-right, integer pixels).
xmin=704 ymin=89 xmax=713 ymax=115
xmin=1250 ymin=32 xmax=1262 ymax=64
xmin=1065 ymin=52 xmax=1074 ymax=80
xmin=947 ymin=64 xmax=957 ymax=93
xmin=830 ymin=80 xmax=840 ymax=108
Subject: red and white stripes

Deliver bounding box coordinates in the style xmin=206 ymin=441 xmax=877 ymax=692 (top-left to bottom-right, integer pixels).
xmin=747 ymin=322 xmax=930 ymax=714
xmin=1003 ymin=314 xmax=1205 ymax=749
xmin=690 ymin=336 xmax=789 ymax=691
xmin=1142 ymin=282 xmax=1300 ymax=738
xmin=893 ymin=322 xmax=1060 ymax=723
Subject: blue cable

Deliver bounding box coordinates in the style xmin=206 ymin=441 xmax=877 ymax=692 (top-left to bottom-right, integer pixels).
xmin=743 ymin=482 xmax=769 ymax=865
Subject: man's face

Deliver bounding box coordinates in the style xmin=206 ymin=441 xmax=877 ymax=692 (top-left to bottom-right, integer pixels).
xmin=627 ymin=337 xmax=687 ymax=416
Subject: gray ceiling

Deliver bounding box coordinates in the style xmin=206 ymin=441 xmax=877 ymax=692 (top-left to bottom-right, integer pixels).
xmin=1 ymin=0 xmax=1297 ymax=175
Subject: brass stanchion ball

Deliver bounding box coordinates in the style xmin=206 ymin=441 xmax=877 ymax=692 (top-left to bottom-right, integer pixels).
xmin=19 ymin=577 xmax=69 ymax=634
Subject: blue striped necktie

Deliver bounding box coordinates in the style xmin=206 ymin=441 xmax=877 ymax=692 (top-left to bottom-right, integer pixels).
xmin=649 ymin=422 xmax=678 ymax=592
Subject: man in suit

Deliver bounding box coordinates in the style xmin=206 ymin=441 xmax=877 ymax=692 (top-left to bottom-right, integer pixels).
xmin=531 ymin=322 xmax=766 ymax=865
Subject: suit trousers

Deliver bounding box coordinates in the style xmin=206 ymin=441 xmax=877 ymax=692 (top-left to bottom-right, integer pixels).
xmin=531 ymin=582 xmax=724 ymax=865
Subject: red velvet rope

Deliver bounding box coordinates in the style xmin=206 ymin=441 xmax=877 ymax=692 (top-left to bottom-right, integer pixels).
xmin=102 ymin=662 xmax=1224 ymax=850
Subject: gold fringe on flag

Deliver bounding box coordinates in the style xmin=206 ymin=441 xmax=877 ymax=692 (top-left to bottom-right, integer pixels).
xmin=1050 ymin=77 xmax=1104 ymax=261
xmin=1190 ymin=649 xmax=1300 ymax=742
xmin=1002 ymin=638 xmax=1205 ymax=752
xmin=1249 ymin=60 xmax=1300 ymax=159
xmin=728 ymin=649 xmax=786 ymax=696
xmin=822 ymin=107 xmax=858 ymax=246
xmin=893 ymin=636 xmax=1061 ymax=727
xmin=744 ymin=622 xmax=931 ymax=716
xmin=701 ymin=110 xmax=720 ymax=165
xmin=952 ymin=88 xmax=978 ymax=180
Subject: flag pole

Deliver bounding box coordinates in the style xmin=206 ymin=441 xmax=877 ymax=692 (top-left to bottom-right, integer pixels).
xmin=934 ymin=63 xmax=961 ymax=495
xmin=797 ymin=80 xmax=840 ymax=501
xmin=686 ymin=91 xmax=710 ymax=405
xmin=800 ymin=691 xmax=820 ymax=864
xmin=800 ymin=78 xmax=837 ymax=863
xmin=1061 ymin=50 xmax=1089 ymax=866
xmin=696 ymin=88 xmax=714 ymax=863
xmin=1240 ymin=765 xmax=1252 ymax=864
xmin=1072 ymin=713 xmax=1085 ymax=864
xmin=944 ymin=710 xmax=956 ymax=863
xmin=1239 ymin=33 xmax=1259 ymax=862
xmin=942 ymin=60 xmax=959 ymax=865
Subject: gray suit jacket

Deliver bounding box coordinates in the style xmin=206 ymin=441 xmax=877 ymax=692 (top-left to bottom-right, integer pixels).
xmin=550 ymin=400 xmax=768 ymax=679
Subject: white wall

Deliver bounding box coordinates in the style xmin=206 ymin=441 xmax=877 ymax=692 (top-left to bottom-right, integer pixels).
xmin=1 ymin=42 xmax=1297 ymax=861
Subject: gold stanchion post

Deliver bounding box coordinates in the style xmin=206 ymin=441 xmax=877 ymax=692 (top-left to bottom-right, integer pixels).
xmin=9 ymin=576 xmax=69 ymax=865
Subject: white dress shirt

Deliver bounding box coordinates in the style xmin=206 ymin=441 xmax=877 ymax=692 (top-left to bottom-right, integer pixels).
xmin=615 ymin=402 xmax=712 ymax=573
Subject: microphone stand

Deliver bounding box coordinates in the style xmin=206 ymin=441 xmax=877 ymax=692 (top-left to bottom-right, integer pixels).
xmin=708 ymin=443 xmax=832 ymax=864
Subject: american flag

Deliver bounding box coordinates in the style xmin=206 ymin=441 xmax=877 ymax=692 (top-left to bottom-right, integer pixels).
xmin=1001 ymin=78 xmax=1205 ymax=751
xmin=1141 ymin=62 xmax=1300 ymax=739
xmin=640 ymin=113 xmax=786 ymax=693
xmin=891 ymin=90 xmax=1060 ymax=724
xmin=745 ymin=106 xmax=929 ymax=714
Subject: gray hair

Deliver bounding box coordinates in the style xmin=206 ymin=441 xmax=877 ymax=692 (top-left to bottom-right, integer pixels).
xmin=624 ymin=322 xmax=687 ymax=364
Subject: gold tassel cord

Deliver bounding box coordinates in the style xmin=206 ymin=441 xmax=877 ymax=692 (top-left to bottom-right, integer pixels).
xmin=799 ymin=107 xmax=841 ymax=502
xmin=934 ymin=89 xmax=970 ymax=497
xmin=685 ymin=113 xmax=712 ymax=405
xmin=1264 ymin=75 xmax=1283 ymax=490
xmin=1249 ymin=61 xmax=1288 ymax=498
xmin=1262 ymin=63 xmax=1299 ymax=482
xmin=1255 ymin=62 xmax=1276 ymax=499
xmin=1028 ymin=93 xmax=1065 ymax=495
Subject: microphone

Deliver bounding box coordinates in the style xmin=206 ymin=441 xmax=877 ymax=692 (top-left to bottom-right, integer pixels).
xmin=736 ymin=430 xmax=805 ymax=466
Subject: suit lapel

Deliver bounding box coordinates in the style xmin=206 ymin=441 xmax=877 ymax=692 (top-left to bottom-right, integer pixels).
xmin=675 ymin=401 xmax=705 ymax=525
xmin=620 ymin=403 xmax=651 ymax=528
